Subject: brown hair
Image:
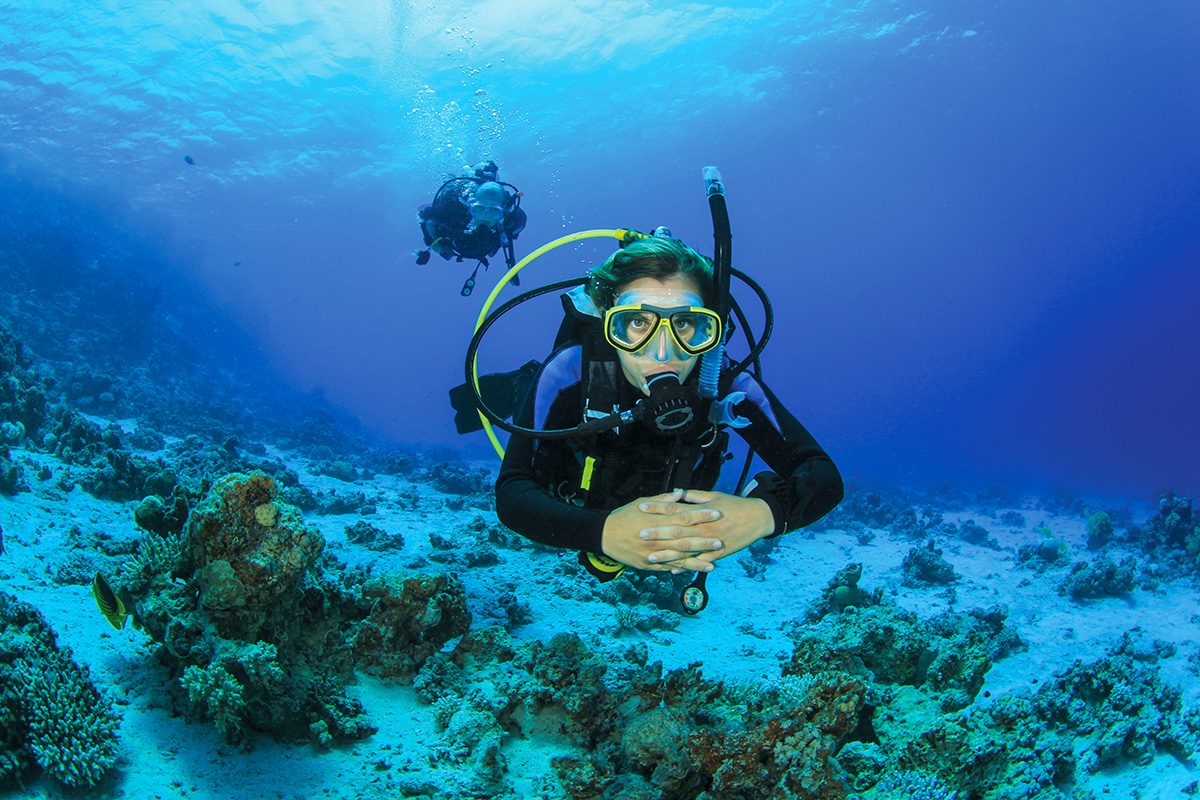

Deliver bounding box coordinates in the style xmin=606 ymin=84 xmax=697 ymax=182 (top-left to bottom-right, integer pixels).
xmin=586 ymin=236 xmax=714 ymax=311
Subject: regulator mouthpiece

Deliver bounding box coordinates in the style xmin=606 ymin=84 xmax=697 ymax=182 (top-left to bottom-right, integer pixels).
xmin=637 ymin=373 xmax=702 ymax=436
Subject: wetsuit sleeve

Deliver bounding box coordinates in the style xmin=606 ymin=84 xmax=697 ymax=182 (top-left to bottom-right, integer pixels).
xmin=494 ymin=365 xmax=610 ymax=554
xmin=732 ymin=374 xmax=844 ymax=537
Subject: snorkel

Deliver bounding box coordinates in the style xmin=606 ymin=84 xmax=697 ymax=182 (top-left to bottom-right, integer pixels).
xmin=698 ymin=166 xmax=731 ymax=400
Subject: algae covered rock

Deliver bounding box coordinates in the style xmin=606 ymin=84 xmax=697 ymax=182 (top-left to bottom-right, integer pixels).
xmin=353 ymin=573 xmax=471 ymax=681
xmin=788 ymin=573 xmax=1016 ymax=712
xmin=901 ymin=540 xmax=959 ymax=587
xmin=1057 ymin=555 xmax=1138 ymax=600
xmin=188 ymin=471 xmax=323 ymax=641
xmin=804 ymin=562 xmax=884 ymax=622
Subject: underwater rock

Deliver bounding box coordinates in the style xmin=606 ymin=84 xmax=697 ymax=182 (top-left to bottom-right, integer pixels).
xmin=62 ymin=368 xmax=120 ymax=412
xmin=1015 ymin=530 xmax=1070 ymax=572
xmin=312 ymin=488 xmax=373 ymax=515
xmin=1057 ymin=555 xmax=1138 ymax=600
xmin=1127 ymin=491 xmax=1197 ymax=565
xmin=127 ymin=424 xmax=165 ymax=451
xmin=188 ymin=471 xmax=323 ymax=641
xmin=0 ymin=421 xmax=23 ymax=445
xmin=426 ymin=461 xmax=490 ymax=496
xmin=0 ymin=591 xmax=120 ymax=788
xmin=998 ymin=510 xmax=1026 ymax=527
xmin=600 ymin=567 xmax=693 ymax=613
xmin=353 ymin=573 xmax=471 ymax=682
xmin=133 ymin=488 xmax=191 ymax=537
xmin=0 ymin=445 xmax=28 ymax=495
xmin=344 ymin=520 xmax=404 ymax=550
xmin=315 ymin=458 xmax=358 ymax=482
xmin=788 ymin=576 xmax=1018 ymax=712
xmin=1004 ymin=629 xmax=1200 ymax=773
xmin=901 ymin=540 xmax=959 ymax=587
xmin=43 ymin=410 xmax=164 ymax=501
xmin=369 ymin=449 xmax=419 ymax=476
xmin=803 ymin=562 xmax=885 ymax=622
xmin=956 ymin=518 xmax=1000 ymax=549
xmin=1086 ymin=510 xmax=1115 ymax=550
xmin=889 ymin=505 xmax=945 ymax=541
xmin=811 ymin=488 xmax=907 ymax=535
xmin=614 ymin=604 xmax=680 ymax=634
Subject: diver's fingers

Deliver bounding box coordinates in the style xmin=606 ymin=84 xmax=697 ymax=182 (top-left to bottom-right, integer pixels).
xmin=646 ymin=539 xmax=722 ymax=564
xmin=675 ymin=488 xmax=719 ymax=503
xmin=638 ymin=505 xmax=722 ymax=526
xmin=652 ymin=554 xmax=715 ymax=573
xmin=638 ymin=522 xmax=723 ymax=541
xmin=645 ymin=489 xmax=685 ymax=503
xmin=640 ymin=530 xmax=724 ymax=552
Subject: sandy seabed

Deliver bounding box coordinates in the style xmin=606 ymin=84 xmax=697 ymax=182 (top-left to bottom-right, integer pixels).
xmin=2 ymin=433 xmax=1198 ymax=800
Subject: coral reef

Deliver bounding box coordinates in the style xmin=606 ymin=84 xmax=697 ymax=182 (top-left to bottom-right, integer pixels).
xmin=411 ymin=626 xmax=867 ymax=799
xmin=1085 ymin=510 xmax=1115 ymax=550
xmin=817 ymin=622 xmax=1192 ymax=798
xmin=901 ymin=540 xmax=959 ymax=587
xmin=352 ymin=573 xmax=472 ymax=682
xmin=0 ymin=326 xmax=51 ymax=440
xmin=344 ymin=520 xmax=405 ymax=550
xmin=787 ymin=599 xmax=1007 ymax=712
xmin=1015 ymin=529 xmax=1070 ymax=572
xmin=0 ymin=445 xmax=27 ymax=495
xmin=188 ymin=472 xmax=325 ymax=642
xmin=803 ymin=562 xmax=884 ymax=622
xmin=0 ymin=591 xmax=120 ymax=789
xmin=110 ymin=470 xmax=474 ymax=747
xmin=1058 ymin=555 xmax=1138 ymax=600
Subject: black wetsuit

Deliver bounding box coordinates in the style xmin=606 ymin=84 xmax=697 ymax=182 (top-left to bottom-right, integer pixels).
xmin=494 ymin=345 xmax=844 ymax=554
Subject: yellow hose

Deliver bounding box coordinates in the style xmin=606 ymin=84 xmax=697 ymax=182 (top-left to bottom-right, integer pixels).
xmin=471 ymin=228 xmax=643 ymax=459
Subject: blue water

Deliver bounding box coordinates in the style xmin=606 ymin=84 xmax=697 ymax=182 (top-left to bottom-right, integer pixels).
xmin=2 ymin=0 xmax=1198 ymax=497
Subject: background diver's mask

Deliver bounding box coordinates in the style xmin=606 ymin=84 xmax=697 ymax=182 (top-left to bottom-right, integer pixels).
xmin=604 ymin=303 xmax=722 ymax=357
xmin=469 ymin=181 xmax=506 ymax=229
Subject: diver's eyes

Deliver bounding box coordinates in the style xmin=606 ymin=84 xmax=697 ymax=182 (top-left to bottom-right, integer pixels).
xmin=626 ymin=313 xmax=656 ymax=331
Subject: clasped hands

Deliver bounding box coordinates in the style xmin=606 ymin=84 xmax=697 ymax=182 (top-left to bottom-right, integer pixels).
xmin=600 ymin=487 xmax=775 ymax=574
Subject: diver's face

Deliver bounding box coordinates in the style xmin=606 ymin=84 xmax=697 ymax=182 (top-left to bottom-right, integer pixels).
xmin=611 ymin=276 xmax=707 ymax=396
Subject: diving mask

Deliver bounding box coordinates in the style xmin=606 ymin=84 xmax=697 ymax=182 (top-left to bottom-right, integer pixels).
xmin=604 ymin=303 xmax=722 ymax=356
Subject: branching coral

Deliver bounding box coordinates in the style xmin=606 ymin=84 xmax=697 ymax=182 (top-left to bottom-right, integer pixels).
xmin=0 ymin=592 xmax=120 ymax=789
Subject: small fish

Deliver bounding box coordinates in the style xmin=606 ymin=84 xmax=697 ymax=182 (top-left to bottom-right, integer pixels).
xmin=0 ymin=522 xmax=5 ymax=556
xmin=184 ymin=155 xmax=196 ymax=165
xmin=92 ymin=573 xmax=128 ymax=630
xmin=233 ymin=261 xmax=241 ymax=266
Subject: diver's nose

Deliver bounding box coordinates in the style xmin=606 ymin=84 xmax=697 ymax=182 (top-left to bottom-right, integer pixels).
xmin=651 ymin=329 xmax=672 ymax=362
